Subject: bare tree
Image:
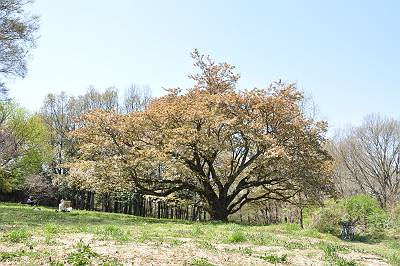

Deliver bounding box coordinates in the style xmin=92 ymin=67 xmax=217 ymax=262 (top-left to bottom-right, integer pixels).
xmin=121 ymin=84 xmax=151 ymax=113
xmin=40 ymin=87 xmax=125 ymax=167
xmin=78 ymin=86 xmax=119 ymax=112
xmin=334 ymin=114 xmax=400 ymax=208
xmin=40 ymin=92 xmax=72 ymax=166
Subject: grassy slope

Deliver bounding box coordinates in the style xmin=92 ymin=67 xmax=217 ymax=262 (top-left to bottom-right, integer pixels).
xmin=0 ymin=202 xmax=399 ymax=266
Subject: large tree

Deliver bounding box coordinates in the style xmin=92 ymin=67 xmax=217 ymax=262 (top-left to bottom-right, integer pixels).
xmin=333 ymin=114 xmax=400 ymax=208
xmin=0 ymin=0 xmax=39 ymax=97
xmin=71 ymin=51 xmax=333 ymax=221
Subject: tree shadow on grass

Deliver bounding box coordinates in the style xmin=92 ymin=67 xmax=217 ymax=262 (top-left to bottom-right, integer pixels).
xmin=338 ymin=234 xmax=383 ymax=245
xmin=0 ymin=203 xmax=200 ymax=228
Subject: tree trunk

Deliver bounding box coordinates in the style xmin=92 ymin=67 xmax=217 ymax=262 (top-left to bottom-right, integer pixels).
xmin=90 ymin=192 xmax=95 ymax=210
xmin=208 ymin=206 xmax=229 ymax=221
xmin=205 ymin=197 xmax=231 ymax=221
xmin=299 ymin=207 xmax=304 ymax=229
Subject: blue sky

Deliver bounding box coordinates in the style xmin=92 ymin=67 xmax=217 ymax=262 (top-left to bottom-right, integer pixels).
xmin=9 ymin=0 xmax=400 ymax=131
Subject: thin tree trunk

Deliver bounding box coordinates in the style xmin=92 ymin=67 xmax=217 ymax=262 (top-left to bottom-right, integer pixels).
xmin=299 ymin=207 xmax=304 ymax=229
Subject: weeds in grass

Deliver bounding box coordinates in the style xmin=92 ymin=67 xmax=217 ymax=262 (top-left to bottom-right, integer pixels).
xmin=96 ymin=224 xmax=130 ymax=243
xmin=226 ymin=223 xmax=242 ymax=231
xmin=227 ymin=230 xmax=246 ymax=243
xmin=319 ymin=242 xmax=349 ymax=256
xmin=44 ymin=235 xmax=58 ymax=245
xmin=191 ymin=258 xmax=215 ymax=266
xmin=238 ymin=246 xmax=253 ymax=256
xmin=299 ymin=229 xmax=324 ymax=238
xmin=247 ymin=232 xmax=282 ymax=246
xmin=0 ymin=250 xmax=40 ymax=263
xmin=44 ymin=223 xmax=59 ymax=234
xmin=5 ymin=228 xmax=30 ymax=243
xmin=42 ymin=223 xmax=60 ymax=245
xmin=320 ymin=242 xmax=338 ymax=258
xmin=0 ymin=250 xmax=26 ymax=262
xmin=387 ymin=251 xmax=400 ymax=266
xmin=101 ymin=256 xmax=123 ymax=266
xmin=196 ymin=240 xmax=216 ymax=250
xmin=334 ymin=257 xmax=357 ymax=266
xmin=281 ymin=223 xmax=301 ymax=232
xmin=170 ymin=238 xmax=184 ymax=246
xmin=49 ymin=261 xmax=65 ymax=266
xmin=283 ymin=241 xmax=307 ymax=250
xmin=259 ymin=254 xmax=288 ymax=264
xmin=304 ymin=250 xmax=319 ymax=258
xmin=386 ymin=239 xmax=400 ymax=250
xmin=77 ymin=225 xmax=90 ymax=233
xmin=138 ymin=230 xmax=151 ymax=243
xmin=192 ymin=225 xmax=204 ymax=235
xmin=319 ymin=242 xmax=357 ymax=266
xmin=67 ymin=241 xmax=98 ymax=266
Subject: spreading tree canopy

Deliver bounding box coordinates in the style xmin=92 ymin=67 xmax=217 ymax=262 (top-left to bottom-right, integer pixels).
xmin=70 ymin=50 xmax=333 ymax=221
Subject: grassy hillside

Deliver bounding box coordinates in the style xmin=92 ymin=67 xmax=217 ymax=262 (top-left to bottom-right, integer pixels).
xmin=0 ymin=202 xmax=399 ymax=265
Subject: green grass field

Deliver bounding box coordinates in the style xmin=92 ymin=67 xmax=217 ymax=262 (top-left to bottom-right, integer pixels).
xmin=0 ymin=202 xmax=399 ymax=265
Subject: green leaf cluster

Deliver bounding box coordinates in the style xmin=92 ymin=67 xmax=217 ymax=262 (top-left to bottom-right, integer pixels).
xmin=0 ymin=101 xmax=52 ymax=192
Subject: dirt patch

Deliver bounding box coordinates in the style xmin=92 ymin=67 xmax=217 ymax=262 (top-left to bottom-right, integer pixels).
xmin=92 ymin=242 xmax=269 ymax=266
xmin=0 ymin=233 xmax=391 ymax=266
xmin=342 ymin=251 xmax=389 ymax=266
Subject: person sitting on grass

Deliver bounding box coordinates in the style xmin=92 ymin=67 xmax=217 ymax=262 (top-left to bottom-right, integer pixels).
xmin=58 ymin=199 xmax=65 ymax=212
xmin=26 ymin=196 xmax=37 ymax=207
xmin=57 ymin=199 xmax=72 ymax=212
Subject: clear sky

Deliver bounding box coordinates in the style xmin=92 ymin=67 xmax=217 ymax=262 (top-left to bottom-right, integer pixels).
xmin=9 ymin=0 xmax=400 ymax=131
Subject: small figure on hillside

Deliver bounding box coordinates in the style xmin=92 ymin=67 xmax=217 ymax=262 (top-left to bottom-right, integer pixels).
xmin=340 ymin=221 xmax=355 ymax=240
xmin=26 ymin=196 xmax=35 ymax=207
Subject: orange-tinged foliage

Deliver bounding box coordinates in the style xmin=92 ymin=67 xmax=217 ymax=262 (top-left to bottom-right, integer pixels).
xmin=69 ymin=51 xmax=333 ymax=220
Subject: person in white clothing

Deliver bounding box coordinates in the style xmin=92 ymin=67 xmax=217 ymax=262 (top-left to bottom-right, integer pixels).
xmin=58 ymin=199 xmax=65 ymax=212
